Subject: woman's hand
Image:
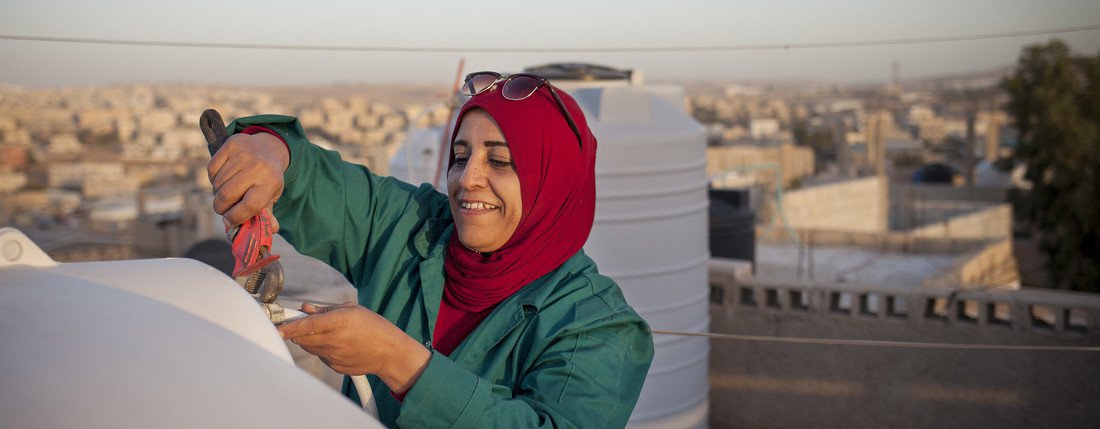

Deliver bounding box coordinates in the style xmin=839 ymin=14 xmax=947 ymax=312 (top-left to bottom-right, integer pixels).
xmin=278 ymin=302 xmax=432 ymax=394
xmin=207 ymin=132 xmax=290 ymax=227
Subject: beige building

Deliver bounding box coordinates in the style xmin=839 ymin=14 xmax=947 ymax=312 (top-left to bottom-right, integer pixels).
xmin=707 ymin=143 xmax=815 ymax=189
xmin=46 ymin=134 xmax=83 ymax=156
xmin=0 ymin=169 xmax=28 ymax=194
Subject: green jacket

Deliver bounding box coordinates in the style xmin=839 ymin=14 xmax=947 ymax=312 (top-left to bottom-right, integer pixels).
xmin=228 ymin=115 xmax=654 ymax=428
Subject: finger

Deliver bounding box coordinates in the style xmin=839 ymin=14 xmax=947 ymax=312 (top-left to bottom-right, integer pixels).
xmin=211 ymin=171 xmax=248 ymax=216
xmin=279 ymin=312 xmax=321 ymax=341
xmin=210 ymin=155 xmax=245 ymax=193
xmin=293 ymin=334 xmax=335 ymax=349
xmin=222 ymin=185 xmax=269 ymax=227
xmin=296 ymin=342 xmax=336 ymax=364
xmin=264 ymin=205 xmax=280 ymax=232
xmin=207 ymin=134 xmax=251 ymax=183
xmin=301 ymin=301 xmax=331 ymax=315
xmin=277 ymin=313 xmax=331 ymax=340
xmin=207 ymin=147 xmax=231 ymax=186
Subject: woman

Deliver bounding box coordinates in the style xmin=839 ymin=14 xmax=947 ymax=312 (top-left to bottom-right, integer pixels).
xmin=207 ymin=72 xmax=654 ymax=428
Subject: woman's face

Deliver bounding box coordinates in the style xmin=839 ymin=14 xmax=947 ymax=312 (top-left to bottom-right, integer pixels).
xmin=448 ymin=109 xmax=523 ymax=253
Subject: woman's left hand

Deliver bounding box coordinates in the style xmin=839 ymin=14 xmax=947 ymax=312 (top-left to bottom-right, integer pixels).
xmin=277 ymin=302 xmax=431 ymax=394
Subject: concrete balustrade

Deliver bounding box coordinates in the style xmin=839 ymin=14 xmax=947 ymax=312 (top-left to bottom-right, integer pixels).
xmin=710 ymin=258 xmax=1100 ymax=338
xmin=706 ymin=258 xmax=1100 ymax=428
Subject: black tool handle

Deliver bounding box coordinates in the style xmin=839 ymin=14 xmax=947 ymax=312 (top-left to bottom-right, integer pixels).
xmin=199 ymin=109 xmax=229 ymax=153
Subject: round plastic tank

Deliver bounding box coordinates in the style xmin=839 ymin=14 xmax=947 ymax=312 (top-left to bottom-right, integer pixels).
xmin=566 ymin=84 xmax=710 ymax=429
xmin=0 ymin=227 xmax=383 ymax=429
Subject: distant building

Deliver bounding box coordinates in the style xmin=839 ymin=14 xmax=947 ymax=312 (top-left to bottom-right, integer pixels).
xmin=0 ymin=146 xmax=29 ymax=169
xmin=749 ymin=118 xmax=781 ymax=140
xmin=46 ymin=134 xmax=83 ymax=156
xmin=0 ymin=169 xmax=28 ymax=194
xmin=708 ymin=143 xmax=815 ymax=189
xmin=724 ymin=84 xmax=764 ymax=97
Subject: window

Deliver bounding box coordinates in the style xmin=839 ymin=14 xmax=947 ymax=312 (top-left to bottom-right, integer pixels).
xmin=986 ymin=302 xmax=1011 ymax=327
xmin=1029 ymin=305 xmax=1056 ymax=330
xmin=830 ymin=292 xmax=853 ymax=314
xmin=886 ymin=296 xmax=908 ymax=318
xmin=956 ymin=300 xmax=979 ymax=324
xmin=924 ymin=297 xmax=949 ymax=321
xmin=765 ymin=288 xmax=781 ymax=309
xmin=789 ymin=290 xmax=810 ymax=311
xmin=740 ymin=287 xmax=756 ymax=307
xmin=859 ymin=293 xmax=880 ymax=317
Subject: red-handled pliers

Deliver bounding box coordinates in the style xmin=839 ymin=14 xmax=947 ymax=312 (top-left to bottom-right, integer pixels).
xmin=200 ymin=109 xmax=285 ymax=304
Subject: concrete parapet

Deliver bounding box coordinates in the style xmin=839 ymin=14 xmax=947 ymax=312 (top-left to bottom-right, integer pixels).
xmin=707 ymin=257 xmax=1100 ymax=428
xmin=710 ymin=258 xmax=1100 ymax=340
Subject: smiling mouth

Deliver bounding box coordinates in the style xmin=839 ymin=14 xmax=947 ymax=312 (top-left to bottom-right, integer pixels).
xmin=460 ymin=202 xmax=499 ymax=210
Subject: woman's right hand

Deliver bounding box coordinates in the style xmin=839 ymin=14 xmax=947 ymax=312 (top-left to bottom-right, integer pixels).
xmin=207 ymin=131 xmax=290 ymax=227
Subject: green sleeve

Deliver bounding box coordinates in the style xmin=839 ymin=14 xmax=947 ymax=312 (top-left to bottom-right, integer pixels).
xmin=397 ymin=312 xmax=654 ymax=428
xmin=226 ymin=114 xmax=449 ymax=285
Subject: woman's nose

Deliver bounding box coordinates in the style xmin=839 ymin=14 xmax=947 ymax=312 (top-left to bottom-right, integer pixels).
xmin=459 ymin=161 xmax=487 ymax=189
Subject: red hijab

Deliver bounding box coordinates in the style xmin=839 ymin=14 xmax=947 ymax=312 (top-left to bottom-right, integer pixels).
xmin=442 ymin=82 xmax=597 ymax=312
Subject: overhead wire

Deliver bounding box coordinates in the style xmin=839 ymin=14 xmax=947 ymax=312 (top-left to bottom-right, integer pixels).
xmin=0 ymin=25 xmax=1098 ymax=53
xmin=286 ymin=299 xmax=1100 ymax=349
xmin=650 ymin=330 xmax=1100 ymax=351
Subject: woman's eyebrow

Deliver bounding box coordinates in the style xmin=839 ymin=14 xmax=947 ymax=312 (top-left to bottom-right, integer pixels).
xmin=484 ymin=140 xmax=508 ymax=148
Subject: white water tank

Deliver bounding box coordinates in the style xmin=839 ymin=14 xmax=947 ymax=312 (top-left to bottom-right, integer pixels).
xmin=388 ymin=125 xmax=450 ymax=191
xmin=567 ymin=83 xmax=710 ymax=429
xmin=0 ymin=227 xmax=383 ymax=429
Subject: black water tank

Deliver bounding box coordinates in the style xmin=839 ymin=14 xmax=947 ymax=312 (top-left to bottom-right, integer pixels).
xmin=709 ymin=188 xmax=756 ymax=270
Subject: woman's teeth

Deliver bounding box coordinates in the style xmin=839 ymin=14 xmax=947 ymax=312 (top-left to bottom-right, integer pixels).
xmin=461 ymin=202 xmax=498 ymax=210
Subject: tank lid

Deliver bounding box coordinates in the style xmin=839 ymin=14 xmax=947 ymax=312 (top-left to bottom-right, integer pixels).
xmin=524 ymin=63 xmax=633 ymax=82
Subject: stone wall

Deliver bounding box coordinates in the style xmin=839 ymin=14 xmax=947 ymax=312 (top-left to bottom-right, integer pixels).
xmin=923 ymin=239 xmax=1019 ymax=289
xmin=908 ymin=204 xmax=1013 ymax=241
xmin=770 ymin=177 xmax=886 ymax=233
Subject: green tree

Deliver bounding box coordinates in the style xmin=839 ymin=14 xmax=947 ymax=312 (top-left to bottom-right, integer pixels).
xmin=1001 ymin=40 xmax=1100 ymax=292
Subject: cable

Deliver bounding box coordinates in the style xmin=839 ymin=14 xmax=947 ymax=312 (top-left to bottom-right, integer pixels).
xmin=0 ymin=25 xmax=1097 ymax=53
xmin=350 ymin=374 xmax=378 ymax=418
xmin=651 ymin=330 xmax=1100 ymax=352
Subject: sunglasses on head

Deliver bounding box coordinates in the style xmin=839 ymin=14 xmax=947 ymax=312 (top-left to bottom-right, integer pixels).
xmin=459 ymin=71 xmax=582 ymax=149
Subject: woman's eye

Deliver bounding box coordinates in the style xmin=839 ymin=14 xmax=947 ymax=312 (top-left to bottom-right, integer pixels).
xmin=490 ymin=158 xmax=514 ymax=169
xmin=453 ymin=156 xmax=469 ymax=166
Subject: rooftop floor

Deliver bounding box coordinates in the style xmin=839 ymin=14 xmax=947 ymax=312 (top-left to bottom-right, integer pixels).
xmin=754 ymin=242 xmax=959 ymax=290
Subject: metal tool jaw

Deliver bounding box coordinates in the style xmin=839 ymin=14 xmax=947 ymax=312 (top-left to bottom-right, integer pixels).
xmin=226 ymin=211 xmax=285 ymax=304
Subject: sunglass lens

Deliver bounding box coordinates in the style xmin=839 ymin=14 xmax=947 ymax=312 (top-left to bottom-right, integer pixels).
xmin=502 ymin=75 xmax=542 ymax=100
xmin=461 ymin=73 xmax=499 ymax=96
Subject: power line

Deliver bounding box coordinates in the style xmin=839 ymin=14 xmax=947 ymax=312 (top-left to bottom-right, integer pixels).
xmin=651 ymin=330 xmax=1100 ymax=352
xmin=1 ymin=25 xmax=1098 ymax=53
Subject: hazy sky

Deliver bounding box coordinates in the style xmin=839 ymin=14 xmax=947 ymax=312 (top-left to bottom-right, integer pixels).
xmin=1 ymin=0 xmax=1098 ymax=87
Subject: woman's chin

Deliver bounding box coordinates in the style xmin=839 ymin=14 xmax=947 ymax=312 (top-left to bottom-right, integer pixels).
xmin=457 ymin=236 xmax=501 ymax=254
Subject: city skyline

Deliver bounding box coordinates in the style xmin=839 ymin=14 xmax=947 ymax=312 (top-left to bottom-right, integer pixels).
xmin=1 ymin=0 xmax=1098 ymax=88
